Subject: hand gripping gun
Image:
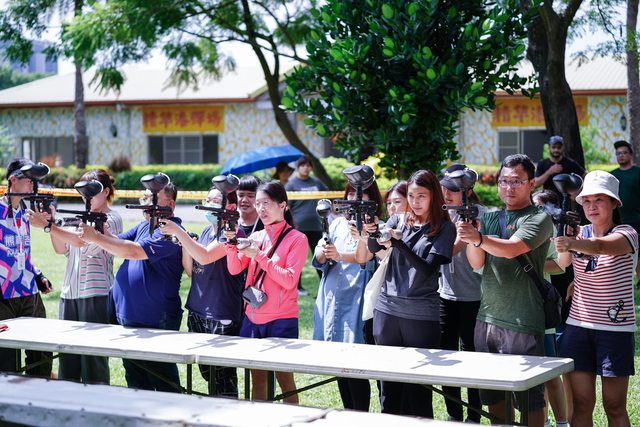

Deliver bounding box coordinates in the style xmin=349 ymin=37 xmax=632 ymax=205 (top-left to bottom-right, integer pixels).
xmin=333 ymin=164 xmax=379 ymax=235
xmin=550 ymin=173 xmax=583 ymax=237
xmin=316 ymin=198 xmax=335 ymax=265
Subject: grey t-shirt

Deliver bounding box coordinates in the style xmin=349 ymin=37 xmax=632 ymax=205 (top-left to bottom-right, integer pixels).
xmin=285 ymin=175 xmax=328 ymax=231
xmin=375 ymin=215 xmax=456 ymax=321
xmin=439 ymin=205 xmax=488 ymax=302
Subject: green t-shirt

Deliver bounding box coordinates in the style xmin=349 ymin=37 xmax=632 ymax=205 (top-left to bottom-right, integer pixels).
xmin=611 ymin=166 xmax=640 ymax=224
xmin=478 ymin=205 xmax=553 ymax=335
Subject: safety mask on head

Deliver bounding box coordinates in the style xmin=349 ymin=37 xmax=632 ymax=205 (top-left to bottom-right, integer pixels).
xmin=204 ymin=203 xmax=222 ymax=226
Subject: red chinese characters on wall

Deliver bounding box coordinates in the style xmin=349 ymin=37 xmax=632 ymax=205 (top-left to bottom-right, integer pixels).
xmin=491 ymin=97 xmax=588 ymax=127
xmin=143 ymin=106 xmax=225 ymax=133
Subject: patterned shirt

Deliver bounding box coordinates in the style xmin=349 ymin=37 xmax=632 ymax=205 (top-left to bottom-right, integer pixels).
xmin=60 ymin=210 xmax=124 ymax=299
xmin=568 ymin=224 xmax=638 ymax=332
xmin=0 ymin=198 xmax=39 ymax=299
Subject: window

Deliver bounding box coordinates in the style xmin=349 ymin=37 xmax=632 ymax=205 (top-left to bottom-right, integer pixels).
xmin=148 ymin=135 xmax=218 ymax=164
xmin=21 ymin=137 xmax=74 ymax=166
xmin=497 ymin=129 xmax=547 ymax=162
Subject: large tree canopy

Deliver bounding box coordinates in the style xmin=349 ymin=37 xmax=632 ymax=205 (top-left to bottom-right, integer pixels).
xmin=64 ymin=0 xmax=336 ymax=186
xmin=284 ymin=0 xmax=536 ymax=176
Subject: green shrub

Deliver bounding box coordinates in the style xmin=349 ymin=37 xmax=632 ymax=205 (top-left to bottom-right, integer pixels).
xmin=474 ymin=183 xmax=502 ymax=208
xmin=115 ymin=164 xmax=221 ymax=191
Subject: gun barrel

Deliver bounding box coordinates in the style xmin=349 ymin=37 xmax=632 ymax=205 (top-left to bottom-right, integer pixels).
xmin=56 ymin=208 xmax=85 ymax=216
xmin=55 ymin=217 xmax=83 ymax=227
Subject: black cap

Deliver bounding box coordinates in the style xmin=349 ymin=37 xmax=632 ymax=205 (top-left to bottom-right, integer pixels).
xmin=440 ymin=164 xmax=468 ymax=192
xmin=6 ymin=158 xmax=34 ymax=180
xmin=549 ymin=135 xmax=564 ymax=145
xmin=614 ymin=140 xmax=633 ymax=153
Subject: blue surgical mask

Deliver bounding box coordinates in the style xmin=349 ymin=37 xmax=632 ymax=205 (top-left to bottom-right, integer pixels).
xmin=204 ymin=203 xmax=222 ymax=226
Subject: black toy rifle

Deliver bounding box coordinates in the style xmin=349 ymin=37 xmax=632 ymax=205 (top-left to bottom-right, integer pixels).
xmin=56 ymin=180 xmax=108 ymax=233
xmin=194 ymin=174 xmax=240 ymax=243
xmin=316 ymin=198 xmax=334 ymax=265
xmin=5 ymin=162 xmax=55 ymax=215
xmin=125 ymin=173 xmax=173 ymax=236
xmin=550 ymin=173 xmax=583 ymax=237
xmin=333 ymin=165 xmax=379 ymax=235
xmin=441 ymin=167 xmax=480 ymax=222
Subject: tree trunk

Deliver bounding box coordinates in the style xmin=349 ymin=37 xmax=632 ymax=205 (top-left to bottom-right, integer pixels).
xmin=628 ymin=0 xmax=640 ymax=165
xmin=73 ymin=62 xmax=88 ymax=168
xmin=239 ymin=0 xmax=334 ymax=188
xmin=525 ymin=0 xmax=585 ymax=167
xmin=73 ymin=0 xmax=88 ymax=168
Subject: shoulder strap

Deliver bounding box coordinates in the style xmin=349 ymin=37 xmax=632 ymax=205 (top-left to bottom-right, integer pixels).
xmin=499 ymin=210 xmax=547 ymax=298
xmin=253 ymin=226 xmax=295 ymax=290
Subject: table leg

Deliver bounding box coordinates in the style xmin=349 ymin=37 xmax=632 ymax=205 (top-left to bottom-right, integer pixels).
xmin=187 ymin=364 xmax=192 ymax=394
xmin=518 ymin=391 xmax=529 ymax=425
xmin=15 ymin=349 xmax=20 ymax=372
xmin=244 ymin=368 xmax=250 ymax=400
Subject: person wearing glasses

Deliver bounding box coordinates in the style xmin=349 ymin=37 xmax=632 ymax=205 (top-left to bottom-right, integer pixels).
xmin=611 ymin=140 xmax=640 ymax=288
xmin=224 ymin=181 xmax=308 ymax=403
xmin=554 ymin=171 xmax=637 ymax=427
xmin=534 ymin=135 xmax=586 ymax=199
xmin=457 ymin=154 xmax=553 ymax=427
xmin=159 ymin=186 xmax=244 ymax=398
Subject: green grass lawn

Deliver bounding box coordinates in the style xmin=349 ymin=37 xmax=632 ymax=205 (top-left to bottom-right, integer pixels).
xmin=29 ymin=221 xmax=640 ymax=424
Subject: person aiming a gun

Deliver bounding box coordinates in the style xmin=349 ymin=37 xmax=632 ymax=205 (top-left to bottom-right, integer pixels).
xmin=78 ymin=174 xmax=185 ymax=393
xmin=158 ymin=175 xmax=245 ymax=398
xmin=29 ymin=169 xmax=123 ymax=385
xmin=438 ymin=164 xmax=486 ymax=423
xmin=312 ymin=175 xmax=383 ymax=411
xmin=0 ymin=158 xmax=53 ymax=378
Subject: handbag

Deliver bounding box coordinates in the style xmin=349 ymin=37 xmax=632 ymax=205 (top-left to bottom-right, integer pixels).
xmin=498 ymin=211 xmax=562 ymax=329
xmin=242 ymin=227 xmax=294 ymax=309
xmin=362 ymin=248 xmax=392 ymax=321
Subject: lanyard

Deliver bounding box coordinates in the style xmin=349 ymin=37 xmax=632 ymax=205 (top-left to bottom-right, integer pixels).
xmin=12 ymin=210 xmax=25 ymax=254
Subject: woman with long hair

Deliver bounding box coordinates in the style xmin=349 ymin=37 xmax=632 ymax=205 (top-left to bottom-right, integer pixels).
xmin=384 ymin=181 xmax=408 ymax=220
xmin=555 ymin=171 xmax=637 ymax=426
xmin=313 ymin=180 xmax=383 ymax=411
xmin=159 ymin=184 xmax=244 ymax=397
xmin=356 ymin=169 xmax=456 ymax=417
xmin=224 ymin=181 xmax=308 ymax=403
xmin=29 ymin=169 xmax=123 ymax=384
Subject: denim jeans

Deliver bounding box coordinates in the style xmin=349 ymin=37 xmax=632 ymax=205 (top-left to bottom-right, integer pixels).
xmin=187 ymin=312 xmax=240 ymax=397
xmin=117 ymin=312 xmax=182 ymax=392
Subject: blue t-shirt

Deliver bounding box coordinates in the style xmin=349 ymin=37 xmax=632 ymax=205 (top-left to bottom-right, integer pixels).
xmin=186 ymin=225 xmax=244 ymax=322
xmin=113 ymin=219 xmax=184 ymax=326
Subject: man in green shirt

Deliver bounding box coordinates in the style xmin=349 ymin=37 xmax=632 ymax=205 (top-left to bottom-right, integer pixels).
xmin=611 ymin=140 xmax=640 ymax=287
xmin=457 ymin=154 xmax=553 ymax=427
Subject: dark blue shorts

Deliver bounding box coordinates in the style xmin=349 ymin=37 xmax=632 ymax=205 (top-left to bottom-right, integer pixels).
xmin=559 ymin=324 xmax=635 ymax=377
xmin=240 ymin=316 xmax=298 ymax=339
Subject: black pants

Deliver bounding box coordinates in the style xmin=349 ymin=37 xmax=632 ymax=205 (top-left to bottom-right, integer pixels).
xmin=0 ymin=293 xmax=52 ymax=377
xmin=301 ymin=230 xmax=323 ymax=284
xmin=337 ymin=377 xmax=371 ymax=411
xmin=439 ymin=297 xmax=482 ymax=422
xmin=373 ymin=310 xmax=440 ymax=417
xmin=187 ymin=312 xmax=240 ymax=398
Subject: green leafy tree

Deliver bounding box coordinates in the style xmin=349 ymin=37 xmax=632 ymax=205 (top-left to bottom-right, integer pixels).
xmin=284 ymin=0 xmax=536 ymax=177
xmin=0 ymin=65 xmax=50 ymax=90
xmin=0 ymin=0 xmax=90 ymax=168
xmin=63 ymin=0 xmax=334 ymax=187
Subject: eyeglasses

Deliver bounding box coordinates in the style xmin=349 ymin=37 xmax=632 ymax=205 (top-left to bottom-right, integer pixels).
xmin=254 ymin=200 xmax=275 ymax=209
xmin=616 ymin=151 xmax=630 ymax=156
xmin=202 ymin=199 xmax=221 ymax=205
xmin=497 ymin=179 xmax=528 ymax=188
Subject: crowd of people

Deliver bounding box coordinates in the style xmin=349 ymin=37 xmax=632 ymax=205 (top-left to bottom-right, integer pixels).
xmin=0 ymin=138 xmax=637 ymax=425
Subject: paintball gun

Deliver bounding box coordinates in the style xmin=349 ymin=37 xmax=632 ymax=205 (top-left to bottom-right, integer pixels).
xmin=5 ymin=162 xmax=55 ymax=215
xmin=333 ymin=165 xmax=379 ymax=235
xmin=55 ymin=180 xmax=108 ymax=233
xmin=194 ymin=174 xmax=240 ymax=243
xmin=441 ymin=167 xmax=480 ymax=222
xmin=125 ymin=173 xmax=173 ymax=236
xmin=316 ymin=198 xmax=335 ymax=265
xmin=549 ymin=173 xmax=583 ymax=237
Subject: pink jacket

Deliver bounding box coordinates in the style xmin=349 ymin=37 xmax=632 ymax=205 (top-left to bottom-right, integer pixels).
xmin=226 ymin=220 xmax=308 ymax=324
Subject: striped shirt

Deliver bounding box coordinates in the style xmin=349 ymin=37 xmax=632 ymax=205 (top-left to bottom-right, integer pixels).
xmin=60 ymin=210 xmax=123 ymax=299
xmin=568 ymin=224 xmax=638 ymax=332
